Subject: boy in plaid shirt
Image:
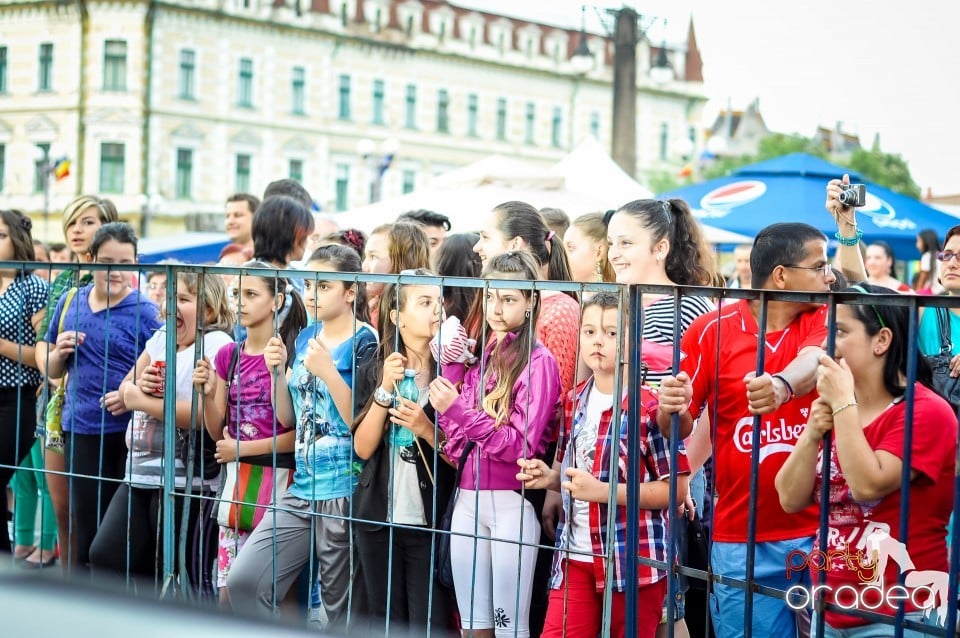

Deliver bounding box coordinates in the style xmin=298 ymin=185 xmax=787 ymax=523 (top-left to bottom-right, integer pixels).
xmin=517 ymin=292 xmax=690 ymax=638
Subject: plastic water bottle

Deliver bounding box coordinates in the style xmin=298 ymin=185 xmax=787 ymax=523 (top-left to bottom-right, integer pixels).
xmin=391 ymin=369 xmax=419 ymax=447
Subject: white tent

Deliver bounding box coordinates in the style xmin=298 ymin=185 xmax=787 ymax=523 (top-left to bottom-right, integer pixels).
xmin=337 ymin=141 xmax=750 ymax=245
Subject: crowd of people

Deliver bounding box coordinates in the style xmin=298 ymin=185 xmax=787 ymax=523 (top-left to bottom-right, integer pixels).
xmin=0 ymin=174 xmax=957 ymax=638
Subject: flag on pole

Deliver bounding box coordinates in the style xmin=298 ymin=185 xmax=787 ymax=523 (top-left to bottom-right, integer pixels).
xmin=52 ymin=156 xmax=70 ymax=181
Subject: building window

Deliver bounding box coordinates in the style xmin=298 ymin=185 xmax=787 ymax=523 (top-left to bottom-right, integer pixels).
xmin=33 ymin=143 xmax=49 ymax=193
xmin=524 ymin=102 xmax=535 ymax=145
xmin=175 ymin=148 xmax=193 ymax=199
xmin=292 ymin=66 xmax=305 ymax=114
xmin=235 ymin=154 xmax=251 ymax=193
xmin=467 ymin=93 xmax=479 ymax=137
xmin=38 ymin=43 xmax=53 ymax=91
xmin=437 ymin=89 xmax=449 ymax=133
xmin=372 ymin=79 xmax=385 ymax=125
xmin=338 ymin=74 xmax=351 ymax=120
xmin=404 ymin=84 xmax=417 ymax=129
xmin=659 ymin=122 xmax=669 ymax=161
xmin=0 ymin=144 xmax=5 ymax=192
xmin=551 ymin=106 xmax=563 ymax=148
xmin=102 ymin=40 xmax=127 ymax=91
xmin=334 ymin=163 xmax=350 ymax=211
xmin=496 ymin=98 xmax=507 ymax=141
xmin=0 ymin=46 xmax=7 ymax=94
xmin=99 ymin=143 xmax=125 ymax=193
xmin=238 ymin=58 xmax=253 ymax=107
xmin=590 ymin=112 xmax=600 ymax=139
xmin=402 ymin=169 xmax=415 ymax=194
xmin=289 ymin=159 xmax=304 ymax=183
xmin=179 ymin=49 xmax=195 ymax=99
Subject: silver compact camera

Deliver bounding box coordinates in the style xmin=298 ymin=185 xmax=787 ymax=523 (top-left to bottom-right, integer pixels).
xmin=838 ymin=183 xmax=866 ymax=207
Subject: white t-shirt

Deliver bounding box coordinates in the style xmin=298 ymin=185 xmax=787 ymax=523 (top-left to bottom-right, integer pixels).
xmin=125 ymin=328 xmax=233 ymax=490
xmin=568 ymin=384 xmax=613 ymax=562
xmin=389 ymin=382 xmax=431 ymax=526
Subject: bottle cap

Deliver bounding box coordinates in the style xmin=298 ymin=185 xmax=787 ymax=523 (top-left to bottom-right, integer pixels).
xmin=403 ymin=368 xmax=417 ymax=376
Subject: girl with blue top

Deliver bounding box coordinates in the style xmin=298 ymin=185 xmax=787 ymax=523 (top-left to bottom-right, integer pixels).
xmin=227 ymin=245 xmax=378 ymax=629
xmin=44 ymin=223 xmax=161 ymax=568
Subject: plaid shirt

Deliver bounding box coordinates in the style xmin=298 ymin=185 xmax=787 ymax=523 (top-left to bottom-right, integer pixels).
xmin=36 ymin=269 xmax=92 ymax=343
xmin=550 ymin=377 xmax=689 ymax=591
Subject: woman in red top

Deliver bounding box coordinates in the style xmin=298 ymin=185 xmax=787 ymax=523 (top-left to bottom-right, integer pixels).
xmin=776 ymin=282 xmax=956 ymax=635
xmin=864 ymin=241 xmax=912 ymax=293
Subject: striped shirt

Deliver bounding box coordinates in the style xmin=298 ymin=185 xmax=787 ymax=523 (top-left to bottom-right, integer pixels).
xmin=641 ymin=294 xmax=714 ymax=387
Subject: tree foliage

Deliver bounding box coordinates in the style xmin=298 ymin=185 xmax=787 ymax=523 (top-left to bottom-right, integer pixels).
xmin=697 ymin=133 xmax=921 ymax=198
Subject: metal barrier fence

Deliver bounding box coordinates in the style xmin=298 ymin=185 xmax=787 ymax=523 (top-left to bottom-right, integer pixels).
xmin=1 ymin=260 xmax=958 ymax=638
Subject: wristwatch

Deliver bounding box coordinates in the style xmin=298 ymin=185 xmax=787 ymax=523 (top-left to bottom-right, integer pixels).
xmin=373 ymin=386 xmax=394 ymax=408
xmin=436 ymin=436 xmax=448 ymax=457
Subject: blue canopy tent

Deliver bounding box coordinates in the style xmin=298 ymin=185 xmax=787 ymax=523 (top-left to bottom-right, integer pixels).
xmin=658 ymin=153 xmax=959 ymax=257
xmin=138 ymin=232 xmax=230 ymax=265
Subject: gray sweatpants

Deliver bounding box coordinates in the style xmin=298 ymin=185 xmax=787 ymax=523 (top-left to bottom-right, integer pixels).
xmin=227 ymin=490 xmax=363 ymax=628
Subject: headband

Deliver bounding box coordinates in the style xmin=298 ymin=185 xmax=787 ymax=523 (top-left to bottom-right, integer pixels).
xmin=545 ymin=231 xmax=555 ymax=243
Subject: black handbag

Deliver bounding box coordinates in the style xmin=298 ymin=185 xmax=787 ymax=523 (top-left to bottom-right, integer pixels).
xmin=679 ymin=507 xmax=710 ymax=592
xmin=435 ymin=441 xmax=475 ymax=590
xmin=923 ymin=307 xmax=960 ymax=408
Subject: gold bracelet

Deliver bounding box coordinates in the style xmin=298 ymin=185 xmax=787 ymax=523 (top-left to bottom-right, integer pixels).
xmin=832 ymin=401 xmax=857 ymax=417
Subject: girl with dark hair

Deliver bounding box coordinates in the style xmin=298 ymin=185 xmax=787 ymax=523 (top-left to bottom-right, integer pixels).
xmin=362 ymin=222 xmax=431 ymax=326
xmin=352 ymin=273 xmax=455 ymax=633
xmin=0 ymin=210 xmax=50 ymax=558
xmin=864 ymin=241 xmax=911 ymax=292
xmin=776 ymin=283 xmax=956 ymax=635
xmin=435 ymin=232 xmax=482 ymax=323
xmin=916 ymin=228 xmax=942 ymax=294
xmin=251 ymin=195 xmax=315 ymax=269
xmin=44 ymin=223 xmax=161 ymax=569
xmin=431 ymin=251 xmax=561 ymax=638
xmin=192 ymin=262 xmax=306 ymax=602
xmin=473 ymin=201 xmax=579 ymax=398
xmin=225 ymin=250 xmax=376 ymax=630
xmin=606 ymin=198 xmax=716 ymax=635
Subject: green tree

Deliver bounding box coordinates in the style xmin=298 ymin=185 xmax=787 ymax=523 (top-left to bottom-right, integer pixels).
xmin=755 ymin=133 xmax=827 ymax=160
xmin=847 ymin=148 xmax=921 ymax=199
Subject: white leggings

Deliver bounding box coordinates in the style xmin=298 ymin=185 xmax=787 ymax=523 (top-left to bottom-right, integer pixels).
xmin=450 ymin=489 xmax=540 ymax=638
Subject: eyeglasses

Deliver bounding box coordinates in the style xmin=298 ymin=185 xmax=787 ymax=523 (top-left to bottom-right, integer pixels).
xmin=781 ymin=263 xmax=833 ymax=277
xmin=936 ymin=251 xmax=960 ymax=263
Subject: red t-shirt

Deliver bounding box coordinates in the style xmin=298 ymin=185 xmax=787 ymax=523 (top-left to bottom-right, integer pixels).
xmin=813 ymin=383 xmax=957 ymax=628
xmin=680 ymin=300 xmax=826 ymax=542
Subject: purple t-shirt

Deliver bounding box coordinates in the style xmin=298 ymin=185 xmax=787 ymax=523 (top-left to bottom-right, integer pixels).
xmin=214 ymin=341 xmax=293 ymax=441
xmin=45 ymin=285 xmax=161 ymax=435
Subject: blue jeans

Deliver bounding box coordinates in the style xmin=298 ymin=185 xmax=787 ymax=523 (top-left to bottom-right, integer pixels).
xmin=711 ymin=537 xmax=813 ymax=638
xmin=811 ymin=611 xmax=935 ymax=638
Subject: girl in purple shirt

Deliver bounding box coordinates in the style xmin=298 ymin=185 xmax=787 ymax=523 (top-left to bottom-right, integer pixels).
xmin=430 ymin=251 xmax=561 ymax=638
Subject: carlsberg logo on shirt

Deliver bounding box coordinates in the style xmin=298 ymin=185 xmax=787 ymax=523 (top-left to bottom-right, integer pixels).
xmin=733 ymin=416 xmax=804 ymax=463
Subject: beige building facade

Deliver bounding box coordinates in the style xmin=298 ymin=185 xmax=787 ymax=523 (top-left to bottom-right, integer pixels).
xmin=0 ymin=0 xmax=708 ymax=240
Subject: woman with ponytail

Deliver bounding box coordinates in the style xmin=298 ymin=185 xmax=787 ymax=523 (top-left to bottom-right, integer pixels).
xmin=606 ymin=198 xmax=718 ymax=636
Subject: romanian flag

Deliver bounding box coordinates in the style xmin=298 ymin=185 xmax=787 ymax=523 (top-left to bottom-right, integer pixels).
xmin=53 ymin=157 xmax=70 ymax=181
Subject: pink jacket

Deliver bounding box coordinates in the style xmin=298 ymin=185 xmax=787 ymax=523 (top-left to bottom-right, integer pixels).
xmin=439 ymin=334 xmax=561 ymax=490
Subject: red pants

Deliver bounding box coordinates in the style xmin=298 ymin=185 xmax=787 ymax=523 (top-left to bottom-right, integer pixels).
xmin=540 ymin=559 xmax=667 ymax=638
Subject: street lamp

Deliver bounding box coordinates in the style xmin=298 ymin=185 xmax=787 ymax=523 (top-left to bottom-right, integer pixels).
xmin=570 ymin=5 xmax=594 ymax=75
xmin=649 ymin=40 xmax=674 ymax=86
xmin=357 ymin=137 xmax=399 ymax=203
xmin=30 ymin=142 xmax=66 ymax=239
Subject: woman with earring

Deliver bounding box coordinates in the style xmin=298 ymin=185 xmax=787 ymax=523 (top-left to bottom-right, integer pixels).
xmin=564 ymin=213 xmax=616 ymax=284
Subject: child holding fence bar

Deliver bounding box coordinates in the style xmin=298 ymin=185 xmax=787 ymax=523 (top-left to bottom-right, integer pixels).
xmin=226 ymin=246 xmax=377 ymax=629
xmin=429 ymin=251 xmax=561 ymax=638
xmin=89 ymin=271 xmax=234 ymax=596
xmin=44 ymin=223 xmax=161 ymax=568
xmin=192 ymin=262 xmax=305 ymax=603
xmin=517 ymin=292 xmax=690 ymax=638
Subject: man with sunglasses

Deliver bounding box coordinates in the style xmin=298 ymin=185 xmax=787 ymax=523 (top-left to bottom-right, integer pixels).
xmin=656 ymin=221 xmax=835 ymax=638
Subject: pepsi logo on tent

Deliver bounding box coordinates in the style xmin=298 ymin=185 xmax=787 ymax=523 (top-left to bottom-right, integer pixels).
xmin=858 ymin=193 xmax=916 ymax=230
xmin=696 ymin=181 xmax=767 ymax=218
